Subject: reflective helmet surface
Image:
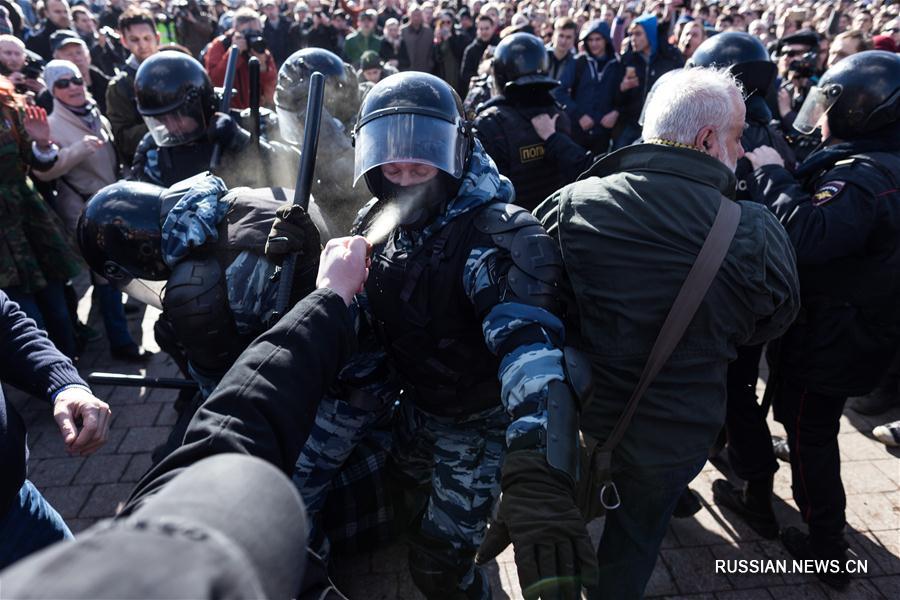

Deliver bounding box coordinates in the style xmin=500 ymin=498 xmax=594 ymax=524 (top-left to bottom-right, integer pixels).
xmin=275 ymin=47 xmax=360 ymax=140
xmin=688 ymin=32 xmax=776 ymax=97
xmin=352 ymin=71 xmax=471 ymax=190
xmin=492 ymin=32 xmax=558 ymax=92
xmin=135 ymin=51 xmax=216 ymax=146
xmin=795 ymin=50 xmax=900 ymax=139
xmin=77 ymin=181 xmax=170 ymax=286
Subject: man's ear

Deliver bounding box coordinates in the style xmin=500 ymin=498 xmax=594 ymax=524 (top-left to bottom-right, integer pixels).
xmin=694 ymin=125 xmax=715 ymax=152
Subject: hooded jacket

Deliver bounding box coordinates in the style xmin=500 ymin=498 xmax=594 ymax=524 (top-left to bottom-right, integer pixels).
xmin=572 ymin=20 xmax=620 ymax=126
xmin=613 ymin=14 xmax=684 ymax=125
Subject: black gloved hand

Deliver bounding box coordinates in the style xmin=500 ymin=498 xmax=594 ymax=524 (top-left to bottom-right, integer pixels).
xmin=209 ymin=112 xmax=250 ymax=152
xmin=265 ymin=202 xmax=322 ymax=266
xmin=476 ymin=449 xmax=598 ymax=599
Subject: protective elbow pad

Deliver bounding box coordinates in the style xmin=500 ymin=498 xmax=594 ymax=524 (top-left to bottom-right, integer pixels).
xmin=163 ymin=256 xmax=243 ymax=373
xmin=474 ymin=203 xmax=564 ymax=312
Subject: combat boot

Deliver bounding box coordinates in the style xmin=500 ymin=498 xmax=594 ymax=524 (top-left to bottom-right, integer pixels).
xmin=781 ymin=526 xmax=851 ymax=589
xmin=712 ymin=476 xmax=778 ymax=539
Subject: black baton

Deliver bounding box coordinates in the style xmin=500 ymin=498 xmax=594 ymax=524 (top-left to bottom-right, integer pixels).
xmin=274 ymin=71 xmax=326 ymax=316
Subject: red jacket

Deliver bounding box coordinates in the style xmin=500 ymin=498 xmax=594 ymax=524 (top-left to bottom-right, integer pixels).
xmin=204 ymin=35 xmax=277 ymax=110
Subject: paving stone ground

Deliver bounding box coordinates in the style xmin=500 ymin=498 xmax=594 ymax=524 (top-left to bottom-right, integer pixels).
xmin=6 ymin=281 xmax=899 ymax=598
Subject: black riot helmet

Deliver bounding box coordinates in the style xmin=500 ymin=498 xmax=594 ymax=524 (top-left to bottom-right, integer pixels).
xmin=275 ymin=47 xmax=360 ymax=142
xmin=77 ymin=181 xmax=172 ymax=307
xmin=135 ymin=50 xmax=216 ymax=147
xmin=688 ymin=32 xmax=776 ymax=97
xmin=794 ymin=50 xmax=900 ymax=140
xmin=492 ymin=32 xmax=559 ymax=92
xmin=352 ymin=72 xmax=472 ymax=215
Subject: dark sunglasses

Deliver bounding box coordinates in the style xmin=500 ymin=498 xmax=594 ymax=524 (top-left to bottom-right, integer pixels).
xmin=53 ymin=76 xmax=84 ymax=89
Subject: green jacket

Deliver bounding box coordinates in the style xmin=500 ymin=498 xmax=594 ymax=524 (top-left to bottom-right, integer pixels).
xmin=105 ymin=67 xmax=147 ymax=166
xmin=536 ymin=143 xmax=800 ymax=468
xmin=342 ymin=32 xmax=382 ymax=67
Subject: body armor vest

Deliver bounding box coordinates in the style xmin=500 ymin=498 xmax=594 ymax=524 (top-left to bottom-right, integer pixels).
xmin=478 ymin=103 xmax=567 ymax=211
xmin=361 ymin=202 xmax=502 ymax=417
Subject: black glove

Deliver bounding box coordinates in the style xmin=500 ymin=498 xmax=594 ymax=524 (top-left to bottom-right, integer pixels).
xmin=208 ymin=112 xmax=250 ymax=152
xmin=476 ymin=449 xmax=598 ymax=599
xmin=265 ymin=202 xmax=322 ymax=266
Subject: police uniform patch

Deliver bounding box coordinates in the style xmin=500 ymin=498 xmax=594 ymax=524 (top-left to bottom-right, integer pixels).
xmin=812 ymin=181 xmax=846 ymax=206
xmin=519 ymin=143 xmax=545 ymax=163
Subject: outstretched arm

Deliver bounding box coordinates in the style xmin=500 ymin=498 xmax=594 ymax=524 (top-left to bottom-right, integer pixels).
xmin=123 ymin=237 xmax=369 ymax=512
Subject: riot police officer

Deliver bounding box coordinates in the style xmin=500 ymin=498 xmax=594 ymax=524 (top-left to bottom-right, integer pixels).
xmin=738 ymin=50 xmax=900 ymax=589
xmin=131 ymin=51 xmax=296 ymax=190
xmin=285 ymin=71 xmax=593 ymax=599
xmin=473 ymin=32 xmax=591 ymax=211
xmin=689 ymin=32 xmax=796 ymax=200
xmin=688 ymin=32 xmax=797 ymax=535
xmin=275 ymin=47 xmax=371 ymax=235
xmin=77 ymin=174 xmax=326 ymax=398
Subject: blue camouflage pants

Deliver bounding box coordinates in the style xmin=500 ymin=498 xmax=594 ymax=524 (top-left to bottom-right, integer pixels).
xmin=292 ymin=394 xmax=392 ymax=556
xmin=292 ymin=396 xmax=508 ymax=599
xmin=393 ymin=401 xmax=508 ymax=600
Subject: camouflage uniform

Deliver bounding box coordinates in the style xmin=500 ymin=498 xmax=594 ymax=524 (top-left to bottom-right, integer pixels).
xmin=158 ymin=176 xmax=310 ymax=396
xmin=0 ymin=104 xmax=81 ymax=294
xmin=293 ymin=141 xmax=566 ymax=599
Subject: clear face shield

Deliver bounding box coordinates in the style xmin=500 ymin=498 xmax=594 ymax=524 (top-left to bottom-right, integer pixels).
xmin=102 ymin=262 xmax=167 ymax=310
xmin=793 ymin=82 xmax=843 ymax=135
xmin=143 ymin=96 xmax=209 ymax=147
xmin=352 ymin=113 xmax=468 ymax=185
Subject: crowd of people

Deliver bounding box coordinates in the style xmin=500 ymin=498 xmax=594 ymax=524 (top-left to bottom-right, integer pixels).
xmin=0 ymin=0 xmax=899 ymax=598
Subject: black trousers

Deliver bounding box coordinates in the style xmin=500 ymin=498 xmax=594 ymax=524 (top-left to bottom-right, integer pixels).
xmin=772 ymin=379 xmax=848 ymax=550
xmin=724 ymin=344 xmax=779 ymax=481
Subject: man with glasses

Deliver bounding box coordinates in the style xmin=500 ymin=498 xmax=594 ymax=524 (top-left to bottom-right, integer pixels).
xmin=50 ymin=30 xmax=109 ymax=114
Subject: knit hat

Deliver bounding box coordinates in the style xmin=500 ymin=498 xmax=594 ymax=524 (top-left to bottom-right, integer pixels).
xmin=43 ymin=59 xmax=80 ymax=91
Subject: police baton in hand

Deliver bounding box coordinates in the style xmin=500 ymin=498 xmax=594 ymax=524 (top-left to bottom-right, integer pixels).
xmin=274 ymin=71 xmax=326 ymax=316
xmin=209 ymin=44 xmax=240 ymax=171
xmin=248 ymin=55 xmax=261 ymax=151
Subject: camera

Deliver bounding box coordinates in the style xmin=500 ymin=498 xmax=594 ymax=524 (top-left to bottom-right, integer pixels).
xmin=243 ymin=32 xmax=267 ymax=53
xmin=787 ymin=51 xmax=817 ymax=79
xmin=21 ymin=54 xmax=44 ymax=81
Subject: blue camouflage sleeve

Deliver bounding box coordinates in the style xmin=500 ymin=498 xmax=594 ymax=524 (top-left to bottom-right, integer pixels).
xmin=463 ymin=246 xmax=566 ymax=448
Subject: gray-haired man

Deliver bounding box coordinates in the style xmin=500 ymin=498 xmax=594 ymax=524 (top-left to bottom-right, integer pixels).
xmin=485 ymin=68 xmax=801 ymax=599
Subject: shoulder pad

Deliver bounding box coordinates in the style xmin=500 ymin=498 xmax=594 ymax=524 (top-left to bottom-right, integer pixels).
xmin=474 ymin=202 xmax=538 ymax=234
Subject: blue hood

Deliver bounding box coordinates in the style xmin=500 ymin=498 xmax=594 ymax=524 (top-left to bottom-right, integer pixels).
xmin=580 ymin=19 xmax=614 ymax=59
xmin=634 ymin=14 xmax=658 ymax=56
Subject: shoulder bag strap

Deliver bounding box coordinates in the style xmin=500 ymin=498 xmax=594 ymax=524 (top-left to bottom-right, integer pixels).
xmin=595 ymin=196 xmax=742 ymax=509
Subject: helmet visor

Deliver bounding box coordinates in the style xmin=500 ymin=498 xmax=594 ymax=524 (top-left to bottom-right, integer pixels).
xmin=121 ymin=278 xmax=166 ymax=310
xmin=793 ymin=83 xmax=842 ymax=135
xmin=353 ymin=113 xmax=467 ymax=184
xmin=144 ymin=101 xmax=208 ymax=147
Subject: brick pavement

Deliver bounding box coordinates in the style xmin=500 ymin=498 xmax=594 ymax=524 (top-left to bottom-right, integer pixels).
xmin=5 ymin=282 xmax=899 ymax=598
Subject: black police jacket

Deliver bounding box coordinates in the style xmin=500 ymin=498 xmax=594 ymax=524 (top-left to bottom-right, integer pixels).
xmin=750 ymin=138 xmax=900 ymax=396
xmin=474 ymin=94 xmax=591 ymax=211
xmin=735 ymin=96 xmax=795 ymax=201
